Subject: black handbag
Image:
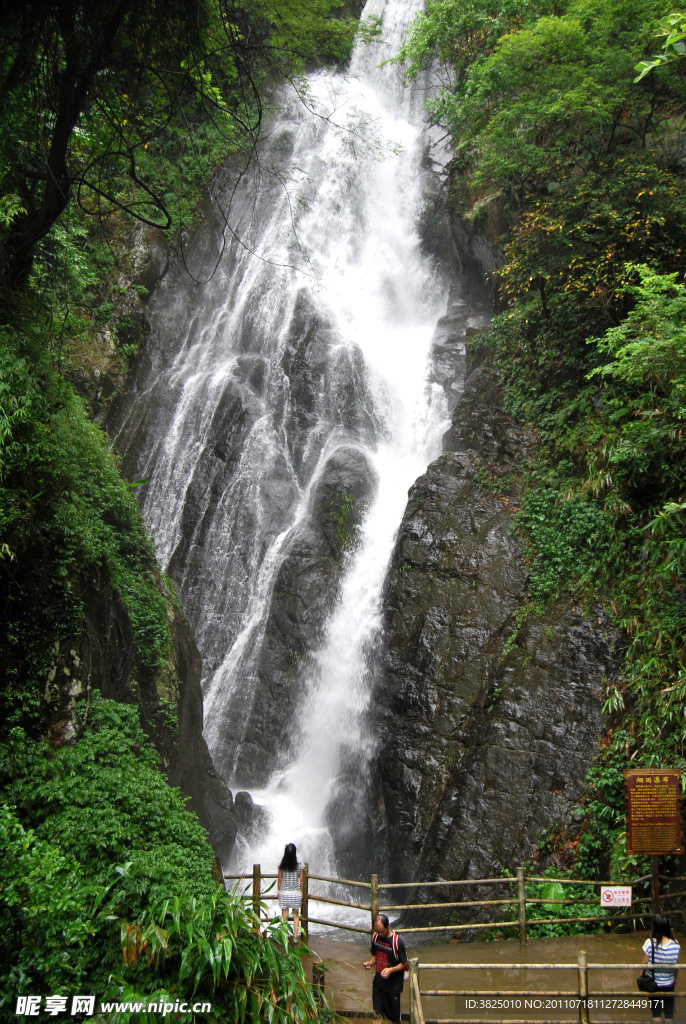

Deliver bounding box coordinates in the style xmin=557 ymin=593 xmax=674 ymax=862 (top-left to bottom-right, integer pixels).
xmin=637 ymin=940 xmax=659 ymax=993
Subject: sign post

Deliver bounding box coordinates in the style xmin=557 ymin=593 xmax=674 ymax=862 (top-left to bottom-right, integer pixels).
xmin=625 ymin=769 xmax=684 ymax=915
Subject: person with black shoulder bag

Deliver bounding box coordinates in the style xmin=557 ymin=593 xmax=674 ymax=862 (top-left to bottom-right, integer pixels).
xmin=638 ymin=914 xmax=680 ymax=1021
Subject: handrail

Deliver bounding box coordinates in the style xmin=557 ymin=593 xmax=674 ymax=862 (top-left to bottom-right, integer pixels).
xmin=503 ymin=912 xmax=644 ymax=927
xmin=301 ymin=914 xmax=368 ymax=934
xmin=421 ymin=990 xmax=580 ymax=996
xmin=589 ymin=962 xmax=686 ymax=969
xmin=398 ymin=921 xmax=521 ymax=933
xmin=421 ymin=989 xmax=673 ymax=996
xmin=420 ymin=962 xmax=686 ymax=970
xmin=224 ymin=862 xmax=672 ymax=945
xmin=380 ymin=877 xmax=517 ymax=888
xmin=382 ymin=898 xmax=520 ymax=911
xmin=411 ymin=978 xmax=424 ymax=1024
xmin=421 ymin=963 xmax=585 ymax=970
xmin=308 ymin=893 xmax=371 ymax=912
xmin=223 ymin=864 xmax=680 ymax=1024
xmin=525 ymin=874 xmax=651 ymax=886
xmin=224 ymin=872 xmax=278 ymax=879
xmin=309 ymin=872 xmax=372 ymax=887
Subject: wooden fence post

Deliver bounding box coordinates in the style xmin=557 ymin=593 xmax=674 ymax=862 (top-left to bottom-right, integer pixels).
xmin=516 ymin=866 xmax=527 ymax=944
xmin=371 ymin=872 xmax=379 ymax=930
xmin=253 ymin=863 xmax=261 ymax=922
xmin=312 ymin=963 xmax=325 ymax=1007
xmin=410 ymin=958 xmax=424 ymax=1024
xmin=302 ymin=862 xmax=309 ymax=940
xmin=577 ymin=949 xmax=590 ymax=1024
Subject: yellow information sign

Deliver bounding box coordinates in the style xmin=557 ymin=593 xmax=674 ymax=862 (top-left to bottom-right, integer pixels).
xmin=625 ymin=769 xmax=684 ymax=855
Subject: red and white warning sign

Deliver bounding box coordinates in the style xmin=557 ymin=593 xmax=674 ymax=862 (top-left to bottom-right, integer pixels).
xmin=600 ymin=886 xmax=632 ymax=907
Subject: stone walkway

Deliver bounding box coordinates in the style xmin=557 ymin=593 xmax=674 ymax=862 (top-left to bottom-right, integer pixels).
xmin=306 ymin=930 xmax=680 ymax=1022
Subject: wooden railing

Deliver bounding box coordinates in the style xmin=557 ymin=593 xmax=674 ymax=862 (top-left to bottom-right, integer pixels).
xmin=223 ymin=864 xmax=685 ymax=942
xmin=410 ymin=955 xmax=686 ymax=1024
xmin=223 ymin=866 xmax=686 ymax=1022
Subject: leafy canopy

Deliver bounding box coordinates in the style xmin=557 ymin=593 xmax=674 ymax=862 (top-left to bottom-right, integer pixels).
xmin=0 ymin=0 xmax=358 ymax=287
xmin=635 ymin=10 xmax=686 ymax=80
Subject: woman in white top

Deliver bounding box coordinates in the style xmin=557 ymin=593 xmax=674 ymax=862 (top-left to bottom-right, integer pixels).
xmin=643 ymin=914 xmax=680 ymax=1022
xmin=277 ymin=842 xmax=304 ymax=942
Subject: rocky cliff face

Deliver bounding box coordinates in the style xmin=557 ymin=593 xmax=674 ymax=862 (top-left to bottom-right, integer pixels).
xmin=368 ymin=350 xmax=618 ymax=894
xmin=44 ymin=574 xmax=237 ymax=865
xmin=446 ymin=164 xmax=518 ymax=308
xmin=48 ymin=220 xmax=238 ymax=865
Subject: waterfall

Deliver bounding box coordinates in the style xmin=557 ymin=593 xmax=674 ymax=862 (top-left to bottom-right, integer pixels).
xmin=111 ymin=0 xmax=472 ymax=898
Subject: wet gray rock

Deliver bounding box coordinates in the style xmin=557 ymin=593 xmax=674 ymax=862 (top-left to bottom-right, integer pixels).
xmin=447 ymin=174 xmax=518 ymax=308
xmin=231 ymin=445 xmax=378 ymax=784
xmin=426 ymin=286 xmax=490 ymax=416
xmin=368 ymin=353 xmax=618 ymax=899
xmin=167 ymin=599 xmax=237 ymax=867
xmin=129 ymin=224 xmax=170 ymax=295
xmin=233 ymin=790 xmax=256 ymax=838
xmin=234 ymin=791 xmax=270 ymax=841
xmin=280 ymin=290 xmax=378 ymax=478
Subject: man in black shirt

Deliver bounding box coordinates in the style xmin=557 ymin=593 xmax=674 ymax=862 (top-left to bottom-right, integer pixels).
xmin=363 ymin=914 xmax=408 ymax=1022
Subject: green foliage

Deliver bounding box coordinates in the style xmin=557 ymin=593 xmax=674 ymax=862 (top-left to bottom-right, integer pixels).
xmin=500 ymin=158 xmax=686 ymax=314
xmin=463 ymin=0 xmax=666 ymax=193
xmin=330 ymin=492 xmax=358 ymax=550
xmin=587 ymin=265 xmax=686 ymax=494
xmin=591 ymin=266 xmax=686 ymax=384
xmin=398 ymin=0 xmax=683 ymax=202
xmin=0 ymin=695 xmax=219 ymax=1006
xmin=256 ymin=0 xmax=359 ymax=68
xmin=0 ymin=325 xmax=173 ymax=731
xmin=574 ymin=754 xmax=643 ymax=879
xmin=0 ymin=804 xmax=114 ymax=1005
xmin=1 ymin=789 xmax=327 ymax=1022
xmin=357 ymin=15 xmax=384 ymax=45
xmin=396 ymin=0 xmax=555 ymax=88
xmin=515 ymin=488 xmax=610 ymax=603
xmin=484 ymin=868 xmax=609 ymax=940
xmin=0 ymin=0 xmax=361 ymax=285
xmin=0 ymin=697 xmax=217 ymax=909
xmin=116 ymin=894 xmax=326 ymax=1022
xmin=0 ymin=196 xmax=25 ymax=230
xmin=485 ymin=266 xmax=686 ymax=876
xmin=635 ymin=11 xmax=686 ymax=80
xmin=524 ymin=877 xmax=608 ymax=938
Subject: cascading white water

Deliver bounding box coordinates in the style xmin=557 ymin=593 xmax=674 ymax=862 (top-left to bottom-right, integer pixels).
xmin=215 ymin=0 xmax=453 ymax=900
xmin=112 ymin=0 xmax=461 ymax=901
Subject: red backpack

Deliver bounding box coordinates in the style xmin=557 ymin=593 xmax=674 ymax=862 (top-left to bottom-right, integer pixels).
xmin=372 ymin=930 xmax=409 ymax=973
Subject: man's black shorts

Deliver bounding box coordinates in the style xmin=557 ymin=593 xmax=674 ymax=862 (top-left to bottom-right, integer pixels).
xmin=372 ymin=985 xmax=401 ymax=1022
